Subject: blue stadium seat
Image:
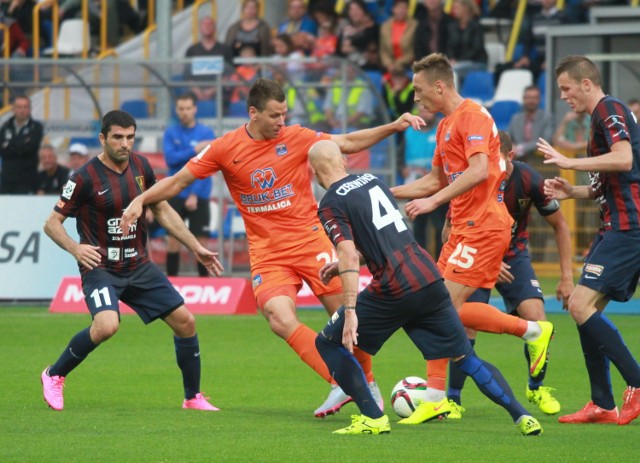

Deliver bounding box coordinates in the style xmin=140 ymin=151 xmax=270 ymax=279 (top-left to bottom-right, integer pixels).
xmin=197 ymin=99 xmax=217 ymax=118
xmin=537 ymin=71 xmax=546 ymax=109
xmin=363 ymin=70 xmax=384 ymax=94
xmin=228 ymin=101 xmax=247 ymax=118
xmin=121 ymin=99 xmax=150 ymax=119
xmin=490 ymin=100 xmax=521 ymax=130
xmin=460 ymin=70 xmax=495 ymax=105
xmin=69 ymin=136 xmax=101 ymax=148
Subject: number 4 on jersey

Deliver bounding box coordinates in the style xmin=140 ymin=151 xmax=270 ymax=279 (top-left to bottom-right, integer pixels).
xmin=369 ymin=186 xmax=407 ymax=232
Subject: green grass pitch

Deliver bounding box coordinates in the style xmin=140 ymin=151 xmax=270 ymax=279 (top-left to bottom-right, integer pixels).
xmin=1 ymin=307 xmax=639 ymax=462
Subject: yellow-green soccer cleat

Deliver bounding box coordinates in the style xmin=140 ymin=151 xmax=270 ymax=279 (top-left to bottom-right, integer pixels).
xmin=516 ymin=415 xmax=543 ymax=436
xmin=447 ymin=400 xmax=466 ymax=419
xmin=526 ymin=321 xmax=554 ymax=378
xmin=333 ymin=414 xmax=391 ymax=435
xmin=526 ymin=386 xmax=561 ymax=415
xmin=397 ymin=398 xmax=451 ymax=425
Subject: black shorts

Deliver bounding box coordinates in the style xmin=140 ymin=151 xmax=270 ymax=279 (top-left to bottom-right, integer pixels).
xmin=320 ymin=280 xmax=472 ymax=359
xmin=168 ymin=196 xmax=211 ymax=237
xmin=81 ymin=262 xmax=185 ymax=324
xmin=578 ymin=229 xmax=640 ymax=302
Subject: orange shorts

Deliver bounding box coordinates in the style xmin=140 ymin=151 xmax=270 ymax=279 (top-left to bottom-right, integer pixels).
xmin=251 ymin=229 xmax=342 ymax=308
xmin=437 ymin=228 xmax=510 ymax=289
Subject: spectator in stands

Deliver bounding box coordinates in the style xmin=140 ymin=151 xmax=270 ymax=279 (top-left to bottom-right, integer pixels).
xmin=507 ymin=85 xmax=554 ymax=160
xmin=0 ymin=95 xmax=43 ymax=195
xmin=552 ymin=111 xmax=590 ymax=156
xmin=323 ymin=65 xmax=374 ymax=132
xmin=0 ymin=5 xmax=30 ymax=57
xmin=67 ymin=142 xmax=90 ymax=176
xmin=335 ymin=0 xmax=379 ymax=67
xmin=184 ymin=17 xmax=233 ymax=104
xmin=36 ymin=144 xmax=70 ymax=195
xmin=162 ymin=92 xmax=216 ymax=277
xmin=225 ymin=0 xmax=273 ymax=58
xmin=446 ymin=0 xmax=488 ymax=83
xmin=412 ymin=0 xmax=454 ymax=61
xmin=272 ymin=33 xmax=305 ymax=79
xmin=311 ymin=12 xmax=338 ymax=59
xmin=278 ymin=0 xmax=318 ymax=36
xmin=382 ymin=63 xmax=414 ymax=120
xmin=401 ymin=108 xmax=447 ymax=257
xmin=379 ymin=0 xmax=417 ymax=75
xmin=229 ymin=45 xmax=261 ymax=105
xmin=628 ymin=98 xmax=640 ymax=123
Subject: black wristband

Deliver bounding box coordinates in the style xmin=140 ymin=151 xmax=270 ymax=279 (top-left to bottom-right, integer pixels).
xmin=339 ymin=269 xmax=360 ymax=275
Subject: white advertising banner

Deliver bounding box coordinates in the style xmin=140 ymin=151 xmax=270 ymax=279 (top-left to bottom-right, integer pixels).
xmin=0 ymin=196 xmax=79 ymax=299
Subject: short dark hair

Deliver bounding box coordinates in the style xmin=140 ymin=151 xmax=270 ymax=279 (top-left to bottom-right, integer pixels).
xmin=555 ymin=55 xmax=602 ymax=87
xmin=11 ymin=94 xmax=30 ymax=105
xmin=247 ymin=78 xmax=286 ymax=112
xmin=177 ymin=91 xmax=198 ymax=105
xmin=101 ymin=110 xmax=137 ymax=137
xmin=498 ymin=130 xmax=512 ymax=155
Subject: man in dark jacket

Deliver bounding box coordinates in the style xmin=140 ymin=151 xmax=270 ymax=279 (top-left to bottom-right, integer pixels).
xmin=0 ymin=95 xmax=44 ymax=194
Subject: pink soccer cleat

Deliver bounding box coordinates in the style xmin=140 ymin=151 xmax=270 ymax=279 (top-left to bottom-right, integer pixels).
xmin=619 ymin=386 xmax=640 ymax=425
xmin=41 ymin=366 xmax=65 ymax=411
xmin=183 ymin=393 xmax=220 ymax=411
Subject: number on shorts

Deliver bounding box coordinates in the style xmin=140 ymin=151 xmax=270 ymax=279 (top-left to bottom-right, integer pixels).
xmin=316 ymin=249 xmax=338 ymax=265
xmin=369 ymin=185 xmax=407 ymax=232
xmin=447 ymin=243 xmax=478 ymax=269
xmin=89 ymin=287 xmax=112 ymax=308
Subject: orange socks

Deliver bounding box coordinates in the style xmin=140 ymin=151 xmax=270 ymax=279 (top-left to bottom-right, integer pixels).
xmin=459 ymin=302 xmax=528 ymax=337
xmin=286 ymin=324 xmax=332 ymax=382
xmin=286 ymin=324 xmax=376 ymax=384
xmin=426 ymin=358 xmax=447 ymax=391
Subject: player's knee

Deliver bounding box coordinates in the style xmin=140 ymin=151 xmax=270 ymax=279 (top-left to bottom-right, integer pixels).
xmin=171 ymin=310 xmax=196 ymax=338
xmin=90 ymin=319 xmax=119 ymax=343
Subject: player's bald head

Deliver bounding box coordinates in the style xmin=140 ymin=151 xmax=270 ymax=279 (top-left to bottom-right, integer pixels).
xmin=309 ymin=140 xmax=347 ymax=189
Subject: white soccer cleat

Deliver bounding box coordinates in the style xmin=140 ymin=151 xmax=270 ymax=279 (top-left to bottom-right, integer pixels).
xmin=314 ymin=384 xmax=352 ymax=418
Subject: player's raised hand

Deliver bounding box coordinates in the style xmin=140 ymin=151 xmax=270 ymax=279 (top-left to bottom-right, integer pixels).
xmin=395 ymin=112 xmax=426 ymax=132
xmin=73 ymin=244 xmax=101 ymax=271
xmin=404 ymin=197 xmax=436 ymax=221
xmin=342 ymin=308 xmax=359 ymax=354
xmin=193 ymin=245 xmax=224 ymax=277
xmin=121 ymin=197 xmax=143 ymax=233
xmin=538 ymin=138 xmax=573 ymax=169
xmin=544 ymin=176 xmax=574 ymax=201
xmin=319 ymin=261 xmax=339 ymax=285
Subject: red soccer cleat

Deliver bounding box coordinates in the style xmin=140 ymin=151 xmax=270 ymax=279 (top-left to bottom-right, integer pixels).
xmin=618 ymin=386 xmax=640 ymax=425
xmin=183 ymin=393 xmax=220 ymax=411
xmin=558 ymin=401 xmax=618 ymax=424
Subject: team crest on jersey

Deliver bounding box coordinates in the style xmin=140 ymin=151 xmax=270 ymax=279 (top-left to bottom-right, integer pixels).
xmin=61 ymin=180 xmax=76 ymax=199
xmin=275 ymin=144 xmax=288 ymax=156
xmin=252 ymin=274 xmax=262 ymax=289
xmin=251 ymin=168 xmax=277 ymax=189
xmin=444 ymin=132 xmax=451 ymax=142
xmin=135 ymin=176 xmax=146 ymax=192
xmin=518 ymin=198 xmax=531 ymax=210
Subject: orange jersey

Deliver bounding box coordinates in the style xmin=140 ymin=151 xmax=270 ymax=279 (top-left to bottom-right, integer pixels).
xmin=432 ymin=99 xmax=512 ymax=232
xmin=187 ymin=124 xmax=330 ymax=265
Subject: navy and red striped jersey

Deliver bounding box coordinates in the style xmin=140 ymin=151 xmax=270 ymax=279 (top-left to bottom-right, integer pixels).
xmin=504 ymin=160 xmax=560 ymax=258
xmin=588 ymin=96 xmax=640 ymax=231
xmin=318 ymin=173 xmax=442 ymax=298
xmin=54 ymin=153 xmax=156 ymax=274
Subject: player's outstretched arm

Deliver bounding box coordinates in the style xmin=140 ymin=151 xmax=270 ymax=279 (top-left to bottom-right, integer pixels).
xmin=44 ymin=211 xmax=101 ymax=271
xmin=544 ymin=210 xmax=574 ymax=308
xmin=543 ymin=176 xmax=594 ymax=201
xmin=391 ymin=166 xmax=446 ymax=200
xmin=150 ymin=201 xmax=223 ymax=276
xmin=540 ymin=137 xmax=632 ymax=172
xmin=121 ymin=167 xmax=197 ymax=233
xmin=331 ymin=112 xmax=425 ymax=154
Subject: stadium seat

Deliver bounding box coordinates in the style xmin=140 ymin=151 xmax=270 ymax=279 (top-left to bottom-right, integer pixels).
xmin=363 ymin=70 xmax=384 ymax=94
xmin=197 ymin=99 xmax=217 ymax=118
xmin=485 ymin=42 xmax=506 ymax=73
xmin=228 ymin=101 xmax=247 ymax=118
xmin=491 ymin=69 xmax=533 ymax=106
xmin=460 ymin=70 xmax=495 ymax=105
xmin=43 ymin=19 xmax=89 ymax=56
xmin=537 ymin=71 xmax=547 ymax=109
xmin=121 ymin=99 xmax=150 ymax=119
xmin=490 ymin=100 xmax=521 ymax=130
xmin=69 ymin=136 xmax=101 ymax=149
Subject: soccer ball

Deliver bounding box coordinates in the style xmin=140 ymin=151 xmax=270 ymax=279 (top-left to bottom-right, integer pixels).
xmin=390 ymin=376 xmax=429 ymax=418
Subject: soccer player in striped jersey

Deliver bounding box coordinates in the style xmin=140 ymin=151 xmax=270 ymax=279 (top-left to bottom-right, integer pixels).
xmin=41 ymin=110 xmax=224 ymax=412
xmin=539 ymin=55 xmax=640 ymax=425
xmin=309 ymin=140 xmax=542 ymax=436
xmin=447 ymin=130 xmax=573 ymax=418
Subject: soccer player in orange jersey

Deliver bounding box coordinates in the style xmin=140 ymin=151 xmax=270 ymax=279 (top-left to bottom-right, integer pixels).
xmin=121 ymin=78 xmax=425 ymax=417
xmin=391 ymin=53 xmax=555 ymax=424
